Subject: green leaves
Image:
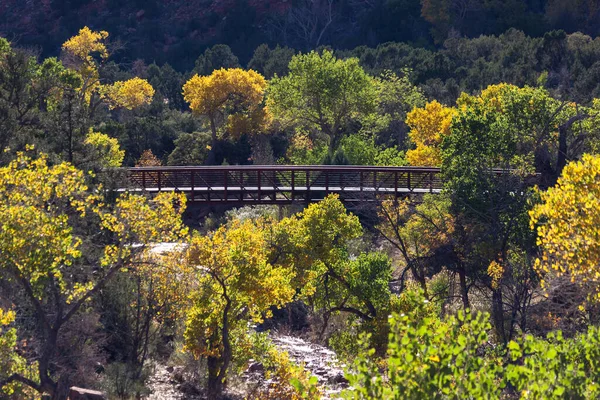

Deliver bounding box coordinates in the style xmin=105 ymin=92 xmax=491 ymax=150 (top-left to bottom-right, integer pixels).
xmin=343 ymin=301 xmax=504 ymax=400
xmin=344 ymin=306 xmax=600 ymax=400
xmin=506 ymin=327 xmax=600 ymax=399
xmin=267 ymin=50 xmax=377 ymax=153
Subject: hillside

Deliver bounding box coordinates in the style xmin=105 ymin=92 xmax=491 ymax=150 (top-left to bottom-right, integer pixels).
xmin=2 ymin=0 xmax=600 ymax=70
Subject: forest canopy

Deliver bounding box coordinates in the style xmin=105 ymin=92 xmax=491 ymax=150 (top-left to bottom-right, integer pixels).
xmin=2 ymin=11 xmax=600 ymax=400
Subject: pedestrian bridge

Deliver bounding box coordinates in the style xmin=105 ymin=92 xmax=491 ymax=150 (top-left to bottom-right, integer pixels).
xmin=122 ymin=165 xmax=515 ymax=204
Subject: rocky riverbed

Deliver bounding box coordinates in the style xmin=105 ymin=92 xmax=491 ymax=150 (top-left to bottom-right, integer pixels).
xmin=145 ymin=334 xmax=347 ymax=399
xmin=270 ymin=335 xmax=348 ymax=398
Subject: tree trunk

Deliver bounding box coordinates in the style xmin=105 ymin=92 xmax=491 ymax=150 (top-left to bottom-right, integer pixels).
xmin=207 ymin=115 xmax=218 ymax=165
xmin=492 ymin=288 xmax=506 ymax=344
xmin=458 ymin=265 xmax=470 ymax=310
xmin=206 ymin=356 xmax=224 ymax=399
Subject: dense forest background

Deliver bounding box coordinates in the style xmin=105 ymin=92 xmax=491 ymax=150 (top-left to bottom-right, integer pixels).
xmin=2 ymin=0 xmax=599 ymax=70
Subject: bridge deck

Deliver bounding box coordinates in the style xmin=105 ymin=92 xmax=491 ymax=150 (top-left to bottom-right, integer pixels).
xmin=123 ymin=165 xmax=445 ymax=204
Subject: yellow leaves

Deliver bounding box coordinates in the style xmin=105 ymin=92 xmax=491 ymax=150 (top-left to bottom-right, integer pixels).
xmin=406 ymin=100 xmax=455 ymax=167
xmin=183 ymin=68 xmax=269 ymax=137
xmin=0 ymin=306 xmax=38 ymax=397
xmin=0 ymin=152 xmax=94 ymax=294
xmin=84 ymin=128 xmax=125 ymax=167
xmin=136 ymin=149 xmax=162 ymax=167
xmin=132 ymin=247 xmax=194 ymax=323
xmin=184 ymin=217 xmax=295 ymax=358
xmin=101 ymin=77 xmax=155 ymax=110
xmin=183 ymin=68 xmax=266 ymax=115
xmin=0 ymin=309 xmax=15 ymax=326
xmin=487 ymin=260 xmax=504 ymax=290
xmin=62 ymin=26 xmax=109 ymax=63
xmin=378 ymin=194 xmax=454 ymax=267
xmin=0 ymin=150 xmax=187 ymax=308
xmin=105 ymin=192 xmax=188 ymax=244
xmin=62 ymin=27 xmax=154 ymax=110
xmin=530 ymin=154 xmax=600 ymax=299
xmin=62 ymin=27 xmax=109 ymax=103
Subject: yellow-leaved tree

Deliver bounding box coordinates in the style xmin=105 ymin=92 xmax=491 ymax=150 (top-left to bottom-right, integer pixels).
xmin=406 ymin=100 xmax=455 ymax=166
xmin=0 ymin=150 xmax=188 ymax=398
xmin=100 ymin=76 xmax=155 ymax=110
xmin=530 ymin=154 xmax=600 ymax=301
xmin=62 ymin=26 xmax=155 ymax=108
xmin=59 ymin=27 xmax=154 ymax=163
xmin=182 ymin=68 xmax=269 ymax=163
xmin=183 ymin=218 xmax=294 ymax=398
xmin=84 ymin=128 xmax=125 ymax=167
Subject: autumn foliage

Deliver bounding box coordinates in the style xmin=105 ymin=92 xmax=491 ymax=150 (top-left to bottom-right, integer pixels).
xmin=406 ymin=100 xmax=454 ymax=166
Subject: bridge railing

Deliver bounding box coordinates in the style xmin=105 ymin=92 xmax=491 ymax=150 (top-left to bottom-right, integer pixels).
xmin=125 ymin=165 xmax=444 ymax=203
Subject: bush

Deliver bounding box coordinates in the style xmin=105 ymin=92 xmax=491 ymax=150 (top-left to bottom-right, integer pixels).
xmin=342 ymin=302 xmax=503 ymax=399
xmin=506 ymin=327 xmax=600 ymax=399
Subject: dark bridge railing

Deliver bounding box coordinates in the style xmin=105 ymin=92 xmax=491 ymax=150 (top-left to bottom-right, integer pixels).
xmin=124 ymin=165 xmax=445 ymax=204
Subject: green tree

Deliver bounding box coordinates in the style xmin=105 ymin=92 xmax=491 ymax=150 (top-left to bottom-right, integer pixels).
xmin=441 ymin=84 xmax=559 ymax=342
xmin=367 ymin=70 xmax=427 ymax=148
xmin=193 ymin=44 xmax=240 ymax=76
xmin=0 ymin=38 xmax=80 ymax=160
xmin=506 ymin=327 xmax=600 ymax=399
xmin=267 ymin=50 xmax=378 ymax=156
xmin=273 ymin=195 xmax=391 ymax=337
xmin=167 ymin=131 xmax=212 ymax=165
xmin=247 ymin=44 xmax=296 ymax=79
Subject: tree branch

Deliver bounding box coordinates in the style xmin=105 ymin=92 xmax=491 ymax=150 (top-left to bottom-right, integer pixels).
xmin=0 ymin=373 xmax=42 ymax=393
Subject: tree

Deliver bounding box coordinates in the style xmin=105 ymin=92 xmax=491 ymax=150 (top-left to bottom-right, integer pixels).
xmin=266 ymin=0 xmax=340 ymax=50
xmin=183 ymin=68 xmax=269 ymax=164
xmin=267 ymin=50 xmax=378 ymax=156
xmin=167 ymin=131 xmax=211 ymax=166
xmin=247 ymin=44 xmax=296 ymax=79
xmin=0 ymin=38 xmax=80 ymax=160
xmin=193 ymin=44 xmax=240 ymax=76
xmin=441 ymin=84 xmax=552 ymax=342
xmin=342 ymin=305 xmax=503 ymax=399
xmin=367 ymin=70 xmax=427 ymax=148
xmin=184 ymin=218 xmax=295 ymax=398
xmin=136 ymin=149 xmax=162 ymax=167
xmin=84 ymin=128 xmax=125 ymax=167
xmin=376 ymin=194 xmax=468 ymax=304
xmin=100 ymin=77 xmax=155 ymax=110
xmin=405 ymin=100 xmax=454 ymax=166
xmin=273 ymin=195 xmax=391 ymax=337
xmin=147 ymin=63 xmax=186 ymax=110
xmin=0 ymin=150 xmax=187 ymax=398
xmin=530 ymin=154 xmax=600 ymax=302
xmin=58 ymin=27 xmax=155 ymax=164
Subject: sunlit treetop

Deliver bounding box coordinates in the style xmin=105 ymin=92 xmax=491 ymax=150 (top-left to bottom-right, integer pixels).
xmin=84 ymin=128 xmax=125 ymax=167
xmin=62 ymin=26 xmax=109 ymax=65
xmin=101 ymin=77 xmax=155 ymax=110
xmin=183 ymin=68 xmax=269 ymax=140
xmin=61 ymin=27 xmax=154 ymax=109
xmin=406 ymin=100 xmax=455 ymax=167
